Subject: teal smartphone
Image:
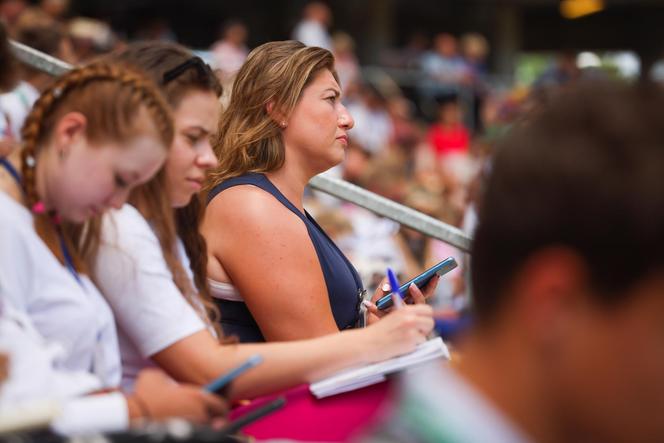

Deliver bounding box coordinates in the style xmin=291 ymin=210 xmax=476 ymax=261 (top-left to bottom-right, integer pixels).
xmin=375 ymin=257 xmax=458 ymax=310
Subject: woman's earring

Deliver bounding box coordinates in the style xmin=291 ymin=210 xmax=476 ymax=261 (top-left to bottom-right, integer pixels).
xmin=280 ymin=121 xmax=287 ymax=128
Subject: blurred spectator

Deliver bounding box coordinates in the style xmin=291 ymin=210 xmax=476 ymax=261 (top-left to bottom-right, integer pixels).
xmin=346 ymin=83 xmax=393 ymax=155
xmin=332 ymin=31 xmax=360 ymax=93
xmin=421 ymin=33 xmax=469 ymax=88
xmin=460 ymin=32 xmax=489 ymax=80
xmin=426 ymin=93 xmax=470 ymax=158
xmin=380 ymin=31 xmax=429 ymax=69
xmin=133 ymin=17 xmax=176 ymax=42
xmin=67 ymin=17 xmax=116 ymax=62
xmin=0 ymin=0 xmax=26 ymax=33
xmin=39 ymin=0 xmax=69 ymax=22
xmin=292 ymin=1 xmax=332 ymax=50
xmin=210 ymin=18 xmax=248 ymax=88
xmin=0 ymin=13 xmax=74 ymax=140
xmin=386 ymin=96 xmax=420 ymax=152
xmin=533 ymin=51 xmax=580 ymax=94
xmin=460 ymin=32 xmax=489 ymax=133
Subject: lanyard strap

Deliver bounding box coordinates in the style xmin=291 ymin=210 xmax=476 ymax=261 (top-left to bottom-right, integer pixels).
xmin=0 ymin=157 xmax=20 ymax=184
xmin=0 ymin=158 xmax=83 ymax=287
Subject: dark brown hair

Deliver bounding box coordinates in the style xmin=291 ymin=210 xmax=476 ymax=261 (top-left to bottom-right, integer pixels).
xmin=471 ymin=80 xmax=664 ymax=326
xmin=91 ymin=41 xmax=224 ymax=336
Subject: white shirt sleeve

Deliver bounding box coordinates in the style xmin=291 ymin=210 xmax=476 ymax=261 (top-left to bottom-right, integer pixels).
xmin=51 ymin=392 xmax=128 ymax=436
xmin=95 ymin=205 xmax=206 ymax=359
xmin=0 ymin=300 xmax=129 ymax=436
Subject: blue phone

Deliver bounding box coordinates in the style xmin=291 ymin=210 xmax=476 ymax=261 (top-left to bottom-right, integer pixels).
xmin=204 ymin=354 xmax=263 ymax=395
xmin=375 ymin=257 xmax=458 ymax=310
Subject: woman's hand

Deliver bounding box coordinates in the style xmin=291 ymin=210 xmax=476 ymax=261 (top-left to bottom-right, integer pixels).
xmin=364 ymin=274 xmax=440 ymax=324
xmin=127 ymin=369 xmax=228 ymax=425
xmin=361 ymin=303 xmax=434 ymax=363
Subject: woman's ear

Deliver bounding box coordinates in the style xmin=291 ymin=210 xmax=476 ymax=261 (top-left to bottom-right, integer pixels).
xmin=266 ymin=101 xmax=287 ymax=128
xmin=53 ymin=112 xmax=88 ymax=157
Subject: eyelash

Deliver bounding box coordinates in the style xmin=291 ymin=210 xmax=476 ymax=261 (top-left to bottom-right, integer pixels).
xmin=185 ymin=134 xmax=202 ymax=145
xmin=326 ymin=96 xmax=337 ymax=103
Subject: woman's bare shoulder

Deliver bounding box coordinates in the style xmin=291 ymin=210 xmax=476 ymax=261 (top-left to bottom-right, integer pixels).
xmin=205 ymin=184 xmax=302 ymax=234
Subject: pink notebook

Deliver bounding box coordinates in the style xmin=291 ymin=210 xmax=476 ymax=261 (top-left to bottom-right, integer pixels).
xmin=229 ymin=380 xmax=392 ymax=441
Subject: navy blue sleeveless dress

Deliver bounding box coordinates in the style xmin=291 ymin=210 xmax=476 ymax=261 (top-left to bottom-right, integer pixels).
xmin=207 ymin=172 xmax=365 ymax=342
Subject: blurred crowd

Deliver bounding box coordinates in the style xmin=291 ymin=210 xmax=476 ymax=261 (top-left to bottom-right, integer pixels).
xmin=0 ymin=0 xmax=589 ymax=317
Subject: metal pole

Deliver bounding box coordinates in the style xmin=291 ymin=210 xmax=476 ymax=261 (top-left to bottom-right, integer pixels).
xmin=310 ymin=175 xmax=472 ymax=252
xmin=10 ymin=40 xmax=73 ymax=76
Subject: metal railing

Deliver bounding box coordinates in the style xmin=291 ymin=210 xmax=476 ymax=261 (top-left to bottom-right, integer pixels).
xmin=8 ymin=40 xmax=473 ymax=252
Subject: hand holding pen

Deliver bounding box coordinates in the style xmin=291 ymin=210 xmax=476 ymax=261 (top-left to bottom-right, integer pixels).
xmin=362 ymin=271 xmax=438 ymax=323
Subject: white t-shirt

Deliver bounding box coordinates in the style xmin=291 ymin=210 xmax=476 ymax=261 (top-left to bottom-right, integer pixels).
xmin=292 ymin=19 xmax=332 ymax=50
xmin=0 ymin=191 xmax=121 ymax=388
xmin=0 ymin=296 xmax=128 ymax=435
xmin=95 ymin=204 xmax=208 ymax=390
xmin=0 ymin=81 xmax=40 ymax=140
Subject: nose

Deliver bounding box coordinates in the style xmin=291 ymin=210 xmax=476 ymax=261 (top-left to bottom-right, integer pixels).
xmin=338 ymin=104 xmax=354 ymax=130
xmin=196 ymin=141 xmax=219 ymax=170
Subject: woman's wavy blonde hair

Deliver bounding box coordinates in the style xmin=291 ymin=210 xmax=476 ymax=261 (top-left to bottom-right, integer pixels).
xmin=205 ymin=40 xmax=338 ymax=189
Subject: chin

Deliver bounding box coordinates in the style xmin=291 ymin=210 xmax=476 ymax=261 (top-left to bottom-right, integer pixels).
xmin=172 ymin=194 xmax=194 ymax=208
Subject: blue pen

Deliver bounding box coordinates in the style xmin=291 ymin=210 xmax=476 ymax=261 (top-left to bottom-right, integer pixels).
xmin=204 ymin=354 xmax=263 ymax=394
xmin=386 ymin=267 xmax=404 ymax=308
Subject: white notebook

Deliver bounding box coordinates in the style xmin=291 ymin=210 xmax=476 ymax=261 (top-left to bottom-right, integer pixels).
xmin=310 ymin=337 xmax=450 ymax=398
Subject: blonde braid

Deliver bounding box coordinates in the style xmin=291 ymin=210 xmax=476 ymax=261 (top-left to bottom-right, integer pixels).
xmin=20 ymin=63 xmax=174 ymax=271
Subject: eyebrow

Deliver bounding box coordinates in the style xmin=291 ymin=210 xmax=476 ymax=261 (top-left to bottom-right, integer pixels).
xmin=323 ymin=88 xmax=341 ymax=97
xmin=182 ymin=125 xmax=211 ymax=135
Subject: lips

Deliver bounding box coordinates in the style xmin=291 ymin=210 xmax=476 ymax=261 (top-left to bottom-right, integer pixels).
xmin=187 ymin=177 xmax=203 ymax=190
xmin=336 ymin=135 xmax=349 ymax=145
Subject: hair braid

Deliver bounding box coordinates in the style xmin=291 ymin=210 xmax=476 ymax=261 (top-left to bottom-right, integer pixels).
xmin=20 ymin=63 xmax=174 ymax=271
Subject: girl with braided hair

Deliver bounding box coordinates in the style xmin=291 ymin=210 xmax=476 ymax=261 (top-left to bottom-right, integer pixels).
xmin=0 ymin=62 xmax=225 ymax=434
xmin=81 ymin=42 xmax=434 ymax=403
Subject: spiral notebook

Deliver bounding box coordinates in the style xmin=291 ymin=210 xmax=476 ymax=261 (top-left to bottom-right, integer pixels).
xmin=310 ymin=337 xmax=450 ymax=398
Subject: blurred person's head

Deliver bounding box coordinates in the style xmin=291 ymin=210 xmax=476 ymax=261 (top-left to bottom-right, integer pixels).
xmin=332 ymin=31 xmax=355 ymax=56
xmin=208 ymin=40 xmax=354 ymax=186
xmin=219 ymin=19 xmax=247 ymax=46
xmin=460 ymin=32 xmax=488 ymax=64
xmin=436 ymin=94 xmax=462 ymax=126
xmin=68 ymin=17 xmax=115 ymax=61
xmin=470 ymin=80 xmax=664 ymax=442
xmin=433 ymin=33 xmax=457 ymax=58
xmin=303 ymin=1 xmax=332 ymax=27
xmin=0 ymin=0 xmax=26 ymax=29
xmin=14 ymin=15 xmax=76 ymax=87
xmin=86 ymin=41 xmax=224 ymax=338
xmin=360 ymin=151 xmax=408 ymax=202
xmin=342 ymin=142 xmax=371 ymax=184
xmin=39 ymin=0 xmax=69 ymax=21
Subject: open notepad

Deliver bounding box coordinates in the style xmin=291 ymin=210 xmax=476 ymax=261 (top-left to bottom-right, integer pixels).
xmin=310 ymin=337 xmax=450 ymax=398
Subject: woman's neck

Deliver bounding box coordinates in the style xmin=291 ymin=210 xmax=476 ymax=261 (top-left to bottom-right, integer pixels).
xmin=265 ymin=159 xmax=312 ymax=212
xmin=0 ymin=152 xmax=23 ymax=203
